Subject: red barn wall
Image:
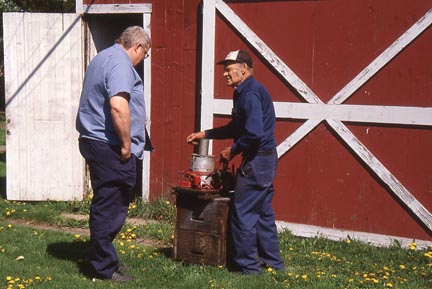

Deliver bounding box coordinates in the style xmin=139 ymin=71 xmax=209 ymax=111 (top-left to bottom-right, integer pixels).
xmin=80 ymin=0 xmax=432 ymax=240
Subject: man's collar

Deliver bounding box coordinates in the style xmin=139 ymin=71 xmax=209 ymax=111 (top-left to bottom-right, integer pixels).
xmin=235 ymin=76 xmax=253 ymax=92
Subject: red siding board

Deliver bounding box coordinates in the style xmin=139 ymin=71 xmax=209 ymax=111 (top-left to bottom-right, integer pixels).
xmin=148 ymin=0 xmax=168 ymax=198
xmin=161 ymin=0 xmax=185 ymax=196
xmin=77 ymin=0 xmax=432 ymax=240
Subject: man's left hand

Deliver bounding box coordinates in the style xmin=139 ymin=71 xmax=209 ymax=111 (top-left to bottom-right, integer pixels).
xmin=221 ymin=147 xmax=233 ymax=161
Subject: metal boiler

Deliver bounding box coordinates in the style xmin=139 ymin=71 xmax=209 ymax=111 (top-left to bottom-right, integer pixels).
xmin=179 ymin=139 xmax=236 ymax=192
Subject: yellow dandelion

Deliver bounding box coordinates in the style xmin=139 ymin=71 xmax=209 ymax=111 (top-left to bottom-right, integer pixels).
xmin=74 ymin=234 xmax=81 ymax=239
xmin=399 ymin=264 xmax=406 ymax=270
xmin=267 ymin=267 xmax=273 ymax=272
xmin=301 ymin=274 xmax=308 ymax=280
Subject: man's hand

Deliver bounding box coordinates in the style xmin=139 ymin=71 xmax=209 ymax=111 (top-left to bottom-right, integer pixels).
xmin=120 ymin=145 xmax=131 ymax=163
xmin=186 ymin=131 xmax=206 ymax=145
xmin=221 ymin=146 xmax=233 ymax=161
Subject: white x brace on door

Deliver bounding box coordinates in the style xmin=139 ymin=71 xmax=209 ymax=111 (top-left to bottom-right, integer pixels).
xmin=200 ymin=0 xmax=432 ymax=233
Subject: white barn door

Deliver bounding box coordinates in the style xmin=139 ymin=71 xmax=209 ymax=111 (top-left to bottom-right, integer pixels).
xmin=3 ymin=13 xmax=84 ymax=201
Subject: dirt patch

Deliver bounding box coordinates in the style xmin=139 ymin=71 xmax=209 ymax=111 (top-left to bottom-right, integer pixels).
xmin=9 ymin=218 xmax=90 ymax=237
xmin=61 ymin=213 xmax=156 ymax=227
xmin=7 ymin=215 xmax=168 ymax=248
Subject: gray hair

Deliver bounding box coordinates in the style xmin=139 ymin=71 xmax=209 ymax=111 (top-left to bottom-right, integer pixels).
xmin=115 ymin=26 xmax=151 ymax=49
xmin=234 ymin=62 xmax=254 ymax=76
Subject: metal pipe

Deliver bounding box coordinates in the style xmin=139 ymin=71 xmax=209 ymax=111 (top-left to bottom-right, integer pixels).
xmin=198 ymin=139 xmax=209 ymax=156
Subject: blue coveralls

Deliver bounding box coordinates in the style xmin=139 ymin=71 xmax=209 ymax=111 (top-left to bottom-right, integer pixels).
xmin=206 ymin=76 xmax=285 ymax=274
xmin=76 ymin=44 xmax=147 ymax=278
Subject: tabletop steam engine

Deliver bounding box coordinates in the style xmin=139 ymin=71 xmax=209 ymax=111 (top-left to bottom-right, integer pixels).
xmin=179 ymin=139 xmax=235 ymax=193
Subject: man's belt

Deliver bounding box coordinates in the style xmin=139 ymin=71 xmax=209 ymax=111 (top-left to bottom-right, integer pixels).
xmin=257 ymin=149 xmax=276 ymax=156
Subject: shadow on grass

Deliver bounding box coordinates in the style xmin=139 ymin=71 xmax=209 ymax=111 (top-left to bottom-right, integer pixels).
xmin=156 ymin=246 xmax=173 ymax=259
xmin=0 ymin=151 xmax=5 ymax=199
xmin=46 ymin=241 xmax=95 ymax=279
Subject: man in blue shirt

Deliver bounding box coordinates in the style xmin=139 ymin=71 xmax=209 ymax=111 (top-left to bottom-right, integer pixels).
xmin=187 ymin=50 xmax=285 ymax=274
xmin=76 ymin=26 xmax=151 ymax=281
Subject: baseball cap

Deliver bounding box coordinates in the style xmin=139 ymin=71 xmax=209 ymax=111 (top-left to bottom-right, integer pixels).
xmin=216 ymin=50 xmax=253 ymax=68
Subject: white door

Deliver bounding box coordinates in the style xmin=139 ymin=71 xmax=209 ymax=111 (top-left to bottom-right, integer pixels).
xmin=3 ymin=13 xmax=84 ymax=201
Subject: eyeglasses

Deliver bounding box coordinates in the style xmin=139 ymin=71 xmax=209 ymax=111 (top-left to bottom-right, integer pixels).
xmin=139 ymin=44 xmax=150 ymax=59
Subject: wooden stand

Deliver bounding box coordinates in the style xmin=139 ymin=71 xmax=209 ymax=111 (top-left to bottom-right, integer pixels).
xmin=172 ymin=187 xmax=231 ymax=267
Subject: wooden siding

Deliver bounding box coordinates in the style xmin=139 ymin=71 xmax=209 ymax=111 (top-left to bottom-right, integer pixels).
xmin=3 ymin=13 xmax=84 ymax=200
xmin=76 ymin=0 xmax=432 ymax=241
xmin=208 ymin=0 xmax=432 ymax=240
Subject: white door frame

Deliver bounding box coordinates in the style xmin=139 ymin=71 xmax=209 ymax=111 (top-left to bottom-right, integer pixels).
xmin=77 ymin=3 xmax=153 ymax=201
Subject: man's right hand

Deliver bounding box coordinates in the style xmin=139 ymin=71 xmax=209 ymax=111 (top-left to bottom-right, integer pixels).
xmin=186 ymin=131 xmax=206 ymax=145
xmin=120 ymin=145 xmax=131 ymax=163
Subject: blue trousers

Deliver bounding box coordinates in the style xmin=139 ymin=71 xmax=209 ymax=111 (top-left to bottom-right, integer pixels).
xmin=231 ymin=151 xmax=285 ymax=274
xmin=79 ymin=139 xmax=136 ymax=278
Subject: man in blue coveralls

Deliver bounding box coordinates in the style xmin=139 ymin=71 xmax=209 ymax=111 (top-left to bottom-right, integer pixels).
xmin=186 ymin=50 xmax=285 ymax=274
xmin=76 ymin=26 xmax=151 ymax=281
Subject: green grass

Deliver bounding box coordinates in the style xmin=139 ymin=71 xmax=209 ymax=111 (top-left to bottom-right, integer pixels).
xmin=0 ymin=197 xmax=431 ymax=288
xmin=0 ymin=112 xmax=5 ymax=146
xmin=0 ymin=111 xmax=5 ymax=179
xmin=0 ymin=197 xmax=175 ymax=244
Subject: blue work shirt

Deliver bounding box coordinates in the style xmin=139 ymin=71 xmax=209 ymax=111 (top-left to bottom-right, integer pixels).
xmin=206 ymin=76 xmax=276 ymax=156
xmin=76 ymin=44 xmax=146 ymax=159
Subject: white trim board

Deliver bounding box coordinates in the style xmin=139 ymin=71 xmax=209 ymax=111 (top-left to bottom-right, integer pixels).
xmin=277 ymin=221 xmax=432 ymax=250
xmin=213 ymin=100 xmax=432 ymax=126
xmin=82 ymin=4 xmax=152 ymax=14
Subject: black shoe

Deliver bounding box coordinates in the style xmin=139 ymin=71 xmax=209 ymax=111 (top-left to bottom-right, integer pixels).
xmin=111 ymin=271 xmax=135 ymax=282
